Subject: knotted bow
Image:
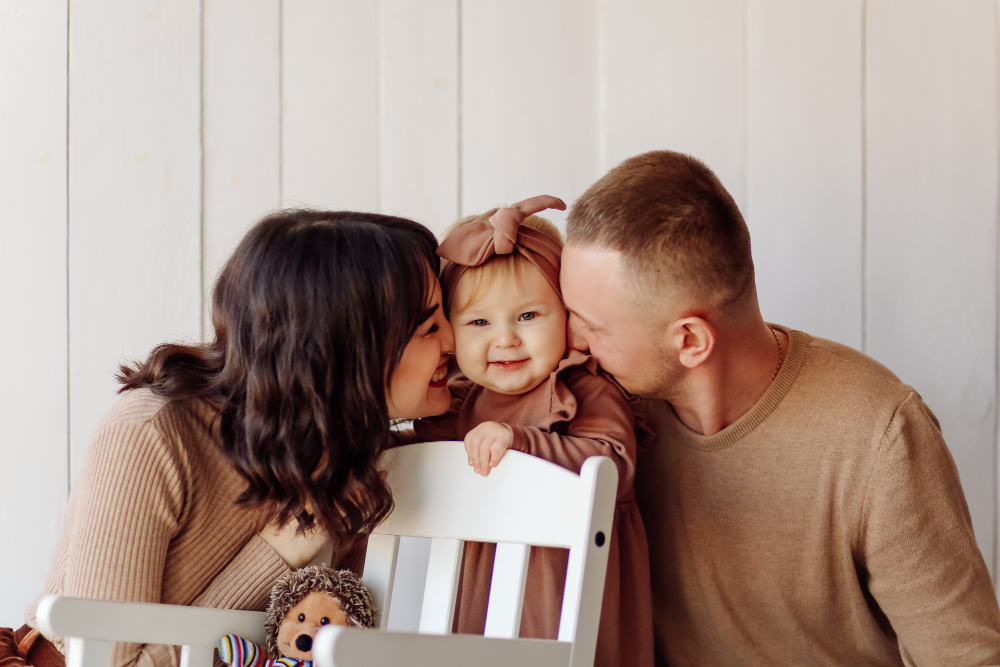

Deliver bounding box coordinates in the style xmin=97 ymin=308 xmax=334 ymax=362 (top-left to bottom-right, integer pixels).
xmin=438 ymin=195 xmax=566 ymax=306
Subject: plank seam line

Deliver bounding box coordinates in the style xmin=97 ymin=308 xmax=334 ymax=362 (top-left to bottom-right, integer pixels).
xmin=65 ymin=0 xmax=71 ymax=496
xmin=375 ymin=0 xmax=382 ymax=212
xmin=278 ymin=0 xmax=284 ymax=205
xmin=741 ymin=0 xmax=749 ymax=218
xmin=596 ymin=0 xmax=607 ymax=175
xmin=861 ymin=0 xmax=868 ymax=356
xmin=456 ymin=0 xmax=463 ymax=220
xmin=199 ymin=0 xmax=206 ymax=343
xmin=993 ymin=0 xmax=1000 ymax=588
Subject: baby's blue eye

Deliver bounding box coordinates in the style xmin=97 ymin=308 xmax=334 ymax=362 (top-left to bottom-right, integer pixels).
xmin=519 ymin=312 xmax=537 ymax=321
xmin=469 ymin=319 xmax=489 ymax=326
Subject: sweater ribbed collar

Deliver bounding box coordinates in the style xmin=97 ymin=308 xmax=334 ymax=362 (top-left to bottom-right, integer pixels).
xmin=646 ymin=325 xmax=808 ymax=452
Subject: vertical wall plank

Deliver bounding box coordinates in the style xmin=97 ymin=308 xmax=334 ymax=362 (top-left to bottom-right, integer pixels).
xmin=866 ymin=0 xmax=998 ymax=574
xmin=604 ymin=0 xmax=745 ymax=211
xmin=461 ymin=0 xmax=600 ymax=229
xmin=746 ymin=0 xmax=863 ymax=348
xmin=0 ymin=0 xmax=68 ymax=624
xmin=281 ymin=0 xmax=379 ymax=211
xmin=202 ymin=0 xmax=281 ymax=336
xmin=379 ymin=0 xmax=459 ymax=237
xmin=68 ymin=0 xmax=202 ymax=484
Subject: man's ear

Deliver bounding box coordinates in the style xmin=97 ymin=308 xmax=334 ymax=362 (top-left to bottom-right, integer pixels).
xmin=668 ymin=317 xmax=716 ymax=369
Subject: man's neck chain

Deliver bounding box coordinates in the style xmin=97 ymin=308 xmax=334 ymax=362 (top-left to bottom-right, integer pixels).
xmin=768 ymin=326 xmax=785 ymax=384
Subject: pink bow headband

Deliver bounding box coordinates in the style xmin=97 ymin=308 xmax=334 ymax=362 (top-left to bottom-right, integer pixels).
xmin=437 ymin=196 xmax=567 ymax=307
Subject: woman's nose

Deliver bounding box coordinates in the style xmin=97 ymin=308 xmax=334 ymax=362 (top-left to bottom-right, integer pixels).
xmin=439 ymin=317 xmax=456 ymax=354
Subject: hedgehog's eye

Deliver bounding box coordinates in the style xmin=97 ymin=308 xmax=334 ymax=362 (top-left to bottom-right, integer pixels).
xmin=298 ymin=614 xmax=305 ymax=622
xmin=320 ymin=618 xmax=330 ymax=626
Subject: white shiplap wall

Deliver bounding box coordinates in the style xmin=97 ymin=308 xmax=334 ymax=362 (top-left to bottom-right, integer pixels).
xmin=1 ymin=0 xmax=997 ymax=625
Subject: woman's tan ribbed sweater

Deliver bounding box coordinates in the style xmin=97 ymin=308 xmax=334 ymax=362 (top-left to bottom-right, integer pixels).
xmin=23 ymin=389 xmax=291 ymax=667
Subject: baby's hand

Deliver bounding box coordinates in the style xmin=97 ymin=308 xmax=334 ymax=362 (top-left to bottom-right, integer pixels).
xmin=464 ymin=421 xmax=513 ymax=476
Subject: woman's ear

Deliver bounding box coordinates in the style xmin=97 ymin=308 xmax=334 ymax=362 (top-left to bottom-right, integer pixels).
xmin=669 ymin=317 xmax=716 ymax=369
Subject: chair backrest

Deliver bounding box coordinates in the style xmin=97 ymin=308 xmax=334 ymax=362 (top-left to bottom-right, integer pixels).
xmin=362 ymin=441 xmax=618 ymax=667
xmin=35 ymin=595 xmax=265 ymax=667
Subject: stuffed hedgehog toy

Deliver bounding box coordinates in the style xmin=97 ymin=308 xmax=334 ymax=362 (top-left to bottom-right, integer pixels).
xmin=218 ymin=566 xmax=375 ymax=667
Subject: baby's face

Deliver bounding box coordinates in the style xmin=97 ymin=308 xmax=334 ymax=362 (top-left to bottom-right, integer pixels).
xmin=450 ymin=263 xmax=567 ymax=395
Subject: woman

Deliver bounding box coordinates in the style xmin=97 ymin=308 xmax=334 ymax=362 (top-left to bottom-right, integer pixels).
xmin=10 ymin=209 xmax=455 ymax=667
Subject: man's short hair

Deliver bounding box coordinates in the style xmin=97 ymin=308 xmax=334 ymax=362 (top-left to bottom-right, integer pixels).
xmin=566 ymin=150 xmax=754 ymax=308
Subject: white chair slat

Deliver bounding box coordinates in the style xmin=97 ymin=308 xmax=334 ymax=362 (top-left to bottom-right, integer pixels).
xmin=66 ymin=638 xmax=111 ymax=667
xmin=376 ymin=442 xmax=583 ymax=547
xmin=556 ymin=457 xmax=618 ymax=667
xmin=179 ymin=644 xmax=216 ymax=667
xmin=483 ymin=542 xmax=530 ymax=639
xmin=361 ymin=532 xmax=400 ymax=630
xmin=313 ymin=625 xmax=572 ymax=667
xmin=417 ymin=537 xmax=464 ymax=635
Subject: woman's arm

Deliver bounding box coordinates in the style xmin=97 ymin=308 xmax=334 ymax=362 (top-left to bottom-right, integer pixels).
xmin=62 ymin=418 xmax=186 ymax=667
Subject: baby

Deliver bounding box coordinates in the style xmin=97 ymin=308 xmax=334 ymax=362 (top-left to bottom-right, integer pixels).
xmin=414 ymin=196 xmax=654 ymax=667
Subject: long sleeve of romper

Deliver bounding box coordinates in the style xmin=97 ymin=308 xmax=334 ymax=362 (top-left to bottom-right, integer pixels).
xmin=860 ymin=393 xmax=1000 ymax=665
xmin=507 ymin=371 xmax=637 ymax=498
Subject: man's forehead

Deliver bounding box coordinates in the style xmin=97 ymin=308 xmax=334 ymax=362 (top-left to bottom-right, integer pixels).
xmin=560 ymin=245 xmax=630 ymax=320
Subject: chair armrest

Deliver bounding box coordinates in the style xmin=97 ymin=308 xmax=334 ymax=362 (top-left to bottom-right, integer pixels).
xmin=36 ymin=595 xmax=267 ymax=646
xmin=312 ymin=626 xmax=572 ymax=667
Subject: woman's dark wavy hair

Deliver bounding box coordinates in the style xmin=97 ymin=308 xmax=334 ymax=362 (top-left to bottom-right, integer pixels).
xmin=118 ymin=209 xmax=440 ymax=548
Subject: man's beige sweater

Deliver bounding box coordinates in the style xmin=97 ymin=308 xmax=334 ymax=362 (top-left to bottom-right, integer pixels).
xmin=635 ymin=326 xmax=1000 ymax=666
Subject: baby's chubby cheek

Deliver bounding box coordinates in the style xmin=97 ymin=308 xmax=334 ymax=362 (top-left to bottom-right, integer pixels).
xmin=276 ymin=592 xmax=349 ymax=660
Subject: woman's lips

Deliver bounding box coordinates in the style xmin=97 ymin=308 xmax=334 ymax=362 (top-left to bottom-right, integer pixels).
xmin=489 ymin=359 xmax=528 ymax=371
xmin=429 ymin=363 xmax=448 ymax=387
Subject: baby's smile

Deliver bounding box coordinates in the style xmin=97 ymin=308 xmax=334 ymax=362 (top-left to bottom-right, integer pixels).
xmin=451 ymin=263 xmax=568 ymax=396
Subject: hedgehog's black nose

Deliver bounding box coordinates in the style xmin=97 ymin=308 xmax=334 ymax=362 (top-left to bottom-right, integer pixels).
xmin=295 ymin=634 xmax=313 ymax=652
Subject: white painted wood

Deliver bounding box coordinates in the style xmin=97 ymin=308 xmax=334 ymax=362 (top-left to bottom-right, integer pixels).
xmin=202 ymin=0 xmax=281 ymax=339
xmin=417 ymin=538 xmax=464 ymax=635
xmin=386 ymin=536 xmax=432 ymax=633
xmin=483 ymin=542 xmax=530 ymax=639
xmin=603 ymin=0 xmax=745 ymax=210
xmin=746 ymin=0 xmax=863 ymax=348
xmin=66 ymin=638 xmax=111 ymax=667
xmin=313 ymin=625 xmax=572 ymax=667
xmin=557 ymin=457 xmax=617 ymax=667
xmin=179 ymin=645 xmax=216 ymax=667
xmin=378 ymin=0 xmax=459 ymax=236
xmin=36 ymin=595 xmax=267 ymax=647
xmin=0 ymin=0 xmax=68 ymax=624
xmin=866 ymin=0 xmax=998 ymax=574
xmin=68 ymin=0 xmax=202 ymax=485
xmin=362 ymin=532 xmax=400 ymax=630
xmin=461 ymin=0 xmax=600 ymax=229
xmin=369 ymin=442 xmax=616 ymax=664
xmin=281 ymin=0 xmax=379 ymax=211
xmin=376 ymin=442 xmax=586 ymax=547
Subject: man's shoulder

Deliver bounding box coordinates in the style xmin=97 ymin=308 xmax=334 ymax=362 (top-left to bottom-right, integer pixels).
xmin=796 ymin=331 xmax=915 ymax=407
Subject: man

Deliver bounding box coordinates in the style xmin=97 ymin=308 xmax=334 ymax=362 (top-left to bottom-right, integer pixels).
xmin=559 ymin=150 xmax=1000 ymax=665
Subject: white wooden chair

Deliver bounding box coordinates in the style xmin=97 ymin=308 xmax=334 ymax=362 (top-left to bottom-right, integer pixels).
xmin=36 ymin=441 xmax=617 ymax=667
xmin=315 ymin=441 xmax=618 ymax=667
xmin=35 ymin=595 xmax=265 ymax=667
